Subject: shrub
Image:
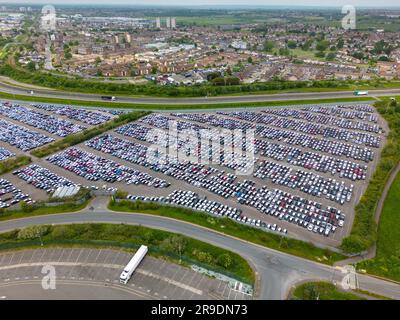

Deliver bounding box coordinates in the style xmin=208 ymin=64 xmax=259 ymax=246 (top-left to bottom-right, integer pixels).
xmin=17 ymin=225 xmax=50 ymax=240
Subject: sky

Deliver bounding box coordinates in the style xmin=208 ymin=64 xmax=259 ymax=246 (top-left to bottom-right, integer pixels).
xmin=1 ymin=0 xmax=400 ymax=7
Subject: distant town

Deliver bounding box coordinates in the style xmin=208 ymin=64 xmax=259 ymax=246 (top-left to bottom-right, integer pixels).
xmin=1 ymin=5 xmax=400 ymax=86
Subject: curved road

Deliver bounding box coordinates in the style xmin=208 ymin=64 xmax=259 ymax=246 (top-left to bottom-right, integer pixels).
xmin=1 ymin=78 xmax=400 ymax=105
xmin=0 ymin=210 xmax=399 ymax=300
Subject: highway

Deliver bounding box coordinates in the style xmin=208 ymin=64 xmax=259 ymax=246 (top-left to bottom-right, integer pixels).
xmin=1 ymin=78 xmax=400 ymax=105
xmin=0 ymin=210 xmax=399 ymax=300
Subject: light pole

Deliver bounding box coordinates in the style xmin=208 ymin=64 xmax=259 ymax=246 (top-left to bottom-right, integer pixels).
xmin=37 ymin=231 xmax=43 ymax=247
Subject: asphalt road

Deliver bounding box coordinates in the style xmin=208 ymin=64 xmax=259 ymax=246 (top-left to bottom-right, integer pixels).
xmin=0 ymin=211 xmax=399 ymax=300
xmin=1 ymin=79 xmax=400 ymax=105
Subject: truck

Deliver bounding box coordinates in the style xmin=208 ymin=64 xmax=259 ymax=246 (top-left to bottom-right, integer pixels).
xmin=119 ymin=245 xmax=148 ymax=284
xmin=101 ymin=95 xmax=116 ymax=101
xmin=353 ymin=90 xmax=369 ymax=96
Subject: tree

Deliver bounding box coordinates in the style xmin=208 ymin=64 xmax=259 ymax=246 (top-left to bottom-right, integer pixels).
xmin=303 ymin=285 xmax=319 ymax=300
xmin=115 ymin=190 xmax=128 ymax=199
xmin=162 ymin=235 xmax=187 ymax=263
xmin=301 ymin=40 xmax=313 ymax=51
xmin=316 ymin=40 xmax=329 ymax=52
xmin=337 ymin=38 xmax=345 ymax=49
xmin=287 ymin=40 xmax=297 ymax=49
xmin=64 ymin=51 xmax=72 ymax=60
xmin=279 ymin=47 xmax=290 ymax=56
xmin=263 ymin=40 xmax=275 ymax=52
xmin=170 ymin=236 xmax=187 ymax=260
xmin=26 ymin=61 xmax=36 ymax=72
xmin=20 ymin=201 xmax=34 ymax=213
xmin=17 ymin=225 xmax=50 ymax=242
xmin=247 ymin=56 xmax=253 ymax=64
xmin=217 ymin=253 xmax=232 ymax=269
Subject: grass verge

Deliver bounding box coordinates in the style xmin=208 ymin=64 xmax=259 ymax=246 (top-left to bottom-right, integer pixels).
xmin=108 ymin=199 xmax=345 ymax=265
xmin=30 ymin=111 xmax=150 ymax=158
xmin=291 ymin=282 xmax=365 ymax=300
xmin=0 ymin=198 xmax=91 ymax=222
xmin=0 ymin=223 xmax=255 ymax=285
xmin=356 ymin=171 xmax=400 ymax=282
xmin=0 ymin=155 xmax=31 ymax=175
xmin=341 ymin=99 xmax=400 ymax=253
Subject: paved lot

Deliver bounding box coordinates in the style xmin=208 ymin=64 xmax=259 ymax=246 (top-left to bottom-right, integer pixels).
xmin=0 ymin=102 xmax=387 ymax=248
xmin=0 ymin=248 xmax=250 ymax=300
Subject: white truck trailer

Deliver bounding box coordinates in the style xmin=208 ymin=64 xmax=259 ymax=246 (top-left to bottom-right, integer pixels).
xmin=119 ymin=245 xmax=148 ymax=284
xmin=353 ymin=90 xmax=369 ymax=96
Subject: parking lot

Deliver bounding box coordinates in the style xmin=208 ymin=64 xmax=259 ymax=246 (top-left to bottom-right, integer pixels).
xmin=0 ymin=248 xmax=249 ymax=300
xmin=0 ymin=101 xmax=387 ymax=247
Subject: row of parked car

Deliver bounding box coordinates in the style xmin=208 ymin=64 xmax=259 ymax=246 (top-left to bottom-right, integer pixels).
xmin=0 ymin=178 xmax=33 ymax=209
xmin=85 ymin=130 xmax=344 ymax=237
xmin=302 ymin=105 xmax=378 ymax=123
xmin=13 ymin=164 xmax=76 ymax=194
xmin=0 ymin=119 xmax=54 ymax=151
xmin=172 ymin=112 xmax=254 ymax=131
xmin=254 ymin=139 xmax=367 ymax=181
xmin=86 ymin=134 xmax=254 ymax=197
xmin=261 ymin=108 xmax=380 ymax=134
xmin=246 ymin=186 xmax=344 ymax=236
xmin=254 ymin=160 xmax=354 ymax=205
xmin=85 ymin=132 xmax=349 ymax=230
xmin=0 ymin=102 xmax=85 ymax=137
xmin=31 ymin=104 xmax=112 ymax=126
xmin=0 ymin=147 xmax=14 ymax=161
xmin=46 ymin=147 xmax=170 ymax=188
xmin=218 ymin=109 xmax=380 ymax=147
xmin=340 ymin=104 xmax=375 ymax=113
xmin=140 ymin=113 xmax=207 ymax=131
xmin=154 ymin=111 xmax=377 ymax=165
xmin=126 ymin=190 xmax=288 ymax=235
xmin=255 ymin=125 xmax=374 ymax=162
xmin=117 ymin=121 xmax=255 ymax=174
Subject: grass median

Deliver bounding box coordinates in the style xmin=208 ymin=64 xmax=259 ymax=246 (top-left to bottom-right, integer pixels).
xmin=108 ymin=199 xmax=345 ymax=265
xmin=30 ymin=110 xmax=150 ymax=158
xmin=0 ymin=155 xmax=31 ymax=175
xmin=0 ymin=198 xmax=91 ymax=222
xmin=290 ymin=282 xmax=365 ymax=300
xmin=0 ymin=223 xmax=255 ymax=285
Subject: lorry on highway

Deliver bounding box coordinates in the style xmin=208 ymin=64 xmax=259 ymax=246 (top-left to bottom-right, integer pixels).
xmin=101 ymin=95 xmax=116 ymax=101
xmin=353 ymin=90 xmax=369 ymax=96
xmin=119 ymin=245 xmax=148 ymax=284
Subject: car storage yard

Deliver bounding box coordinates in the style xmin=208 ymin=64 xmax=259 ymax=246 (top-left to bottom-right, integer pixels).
xmin=0 ymin=248 xmax=249 ymax=300
xmin=0 ymin=101 xmax=387 ymax=248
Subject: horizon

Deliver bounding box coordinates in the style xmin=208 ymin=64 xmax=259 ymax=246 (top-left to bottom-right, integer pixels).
xmin=1 ymin=1 xmax=400 ymax=9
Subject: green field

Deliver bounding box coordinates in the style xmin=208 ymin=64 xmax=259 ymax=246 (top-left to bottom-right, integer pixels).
xmin=357 ymin=171 xmax=400 ymax=281
xmin=291 ymin=282 xmax=365 ymax=300
xmin=341 ymin=99 xmax=400 ymax=254
xmin=109 ymin=199 xmax=345 ymax=265
xmin=0 ymin=223 xmax=255 ymax=284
